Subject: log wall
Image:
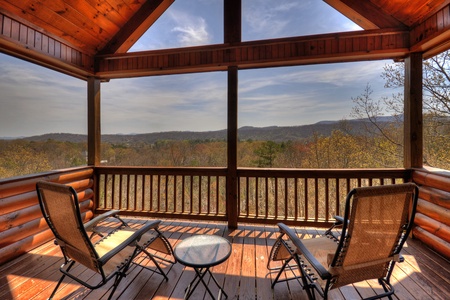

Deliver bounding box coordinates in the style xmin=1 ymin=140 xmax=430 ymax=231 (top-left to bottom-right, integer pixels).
xmin=412 ymin=168 xmax=450 ymax=259
xmin=0 ymin=167 xmax=95 ymax=265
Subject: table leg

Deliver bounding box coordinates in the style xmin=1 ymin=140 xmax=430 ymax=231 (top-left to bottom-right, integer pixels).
xmin=183 ymin=267 xmax=228 ymax=300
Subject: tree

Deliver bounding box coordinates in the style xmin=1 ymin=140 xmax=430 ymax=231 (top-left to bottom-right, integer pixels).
xmin=350 ymin=51 xmax=450 ymax=169
xmin=252 ymin=141 xmax=281 ymax=168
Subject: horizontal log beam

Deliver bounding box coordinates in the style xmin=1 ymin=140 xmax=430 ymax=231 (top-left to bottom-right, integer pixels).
xmin=0 ymin=167 xmax=94 ymax=199
xmin=417 ymin=198 xmax=450 ymax=227
xmin=415 ymin=212 xmax=450 ymax=243
xmin=413 ymin=168 xmax=450 ymax=193
xmin=418 ymin=185 xmax=450 ymax=209
xmin=95 ymin=29 xmax=410 ymax=79
xmin=413 ymin=226 xmax=450 ymax=259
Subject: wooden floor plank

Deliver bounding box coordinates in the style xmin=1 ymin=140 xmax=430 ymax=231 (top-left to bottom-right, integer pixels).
xmin=0 ymin=219 xmax=449 ymax=300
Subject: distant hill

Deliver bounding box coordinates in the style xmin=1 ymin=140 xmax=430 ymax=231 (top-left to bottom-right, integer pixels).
xmin=15 ymin=117 xmax=399 ymax=144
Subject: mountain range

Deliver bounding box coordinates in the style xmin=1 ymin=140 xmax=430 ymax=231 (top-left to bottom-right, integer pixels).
xmin=13 ymin=117 xmax=399 ymax=144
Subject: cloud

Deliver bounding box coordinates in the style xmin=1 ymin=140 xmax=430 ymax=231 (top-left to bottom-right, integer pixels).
xmin=169 ymin=10 xmax=211 ymax=46
xmin=101 ymin=73 xmax=227 ymax=133
xmin=243 ymin=1 xmax=304 ymax=38
xmin=0 ymin=55 xmax=86 ymax=136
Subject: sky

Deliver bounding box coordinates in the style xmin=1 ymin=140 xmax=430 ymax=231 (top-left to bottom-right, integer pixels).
xmin=0 ymin=0 xmax=400 ymax=137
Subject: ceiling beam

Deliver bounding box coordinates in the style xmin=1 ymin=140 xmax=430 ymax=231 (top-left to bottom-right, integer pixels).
xmin=95 ymin=29 xmax=410 ymax=79
xmin=98 ymin=0 xmax=175 ymax=55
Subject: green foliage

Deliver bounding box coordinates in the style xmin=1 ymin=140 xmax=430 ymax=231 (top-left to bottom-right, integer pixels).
xmin=252 ymin=141 xmax=282 ymax=167
xmin=0 ymin=139 xmax=86 ymax=178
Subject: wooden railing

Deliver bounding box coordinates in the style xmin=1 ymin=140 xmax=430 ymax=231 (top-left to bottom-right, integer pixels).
xmin=95 ymin=167 xmax=229 ymax=221
xmin=95 ymin=167 xmax=411 ymax=226
xmin=237 ymin=168 xmax=411 ymax=226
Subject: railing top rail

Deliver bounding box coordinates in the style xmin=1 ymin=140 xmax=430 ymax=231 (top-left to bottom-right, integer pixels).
xmin=95 ymin=166 xmax=228 ymax=176
xmin=237 ymin=168 xmax=411 ymax=178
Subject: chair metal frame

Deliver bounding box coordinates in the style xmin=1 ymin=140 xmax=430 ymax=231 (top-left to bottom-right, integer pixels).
xmin=36 ymin=181 xmax=176 ymax=300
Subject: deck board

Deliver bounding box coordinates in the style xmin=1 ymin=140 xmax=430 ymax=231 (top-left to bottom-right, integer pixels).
xmin=0 ymin=218 xmax=449 ymax=300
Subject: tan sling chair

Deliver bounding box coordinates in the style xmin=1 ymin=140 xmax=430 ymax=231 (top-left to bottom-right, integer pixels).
xmin=36 ymin=181 xmax=176 ymax=300
xmin=268 ymin=183 xmax=418 ymax=300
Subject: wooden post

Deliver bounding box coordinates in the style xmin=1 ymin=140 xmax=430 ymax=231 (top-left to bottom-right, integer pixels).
xmin=227 ymin=67 xmax=238 ymax=229
xmin=404 ymin=53 xmax=423 ymax=169
xmin=224 ymin=0 xmax=241 ymax=229
xmin=224 ymin=0 xmax=241 ymax=44
xmin=87 ymin=77 xmax=101 ymax=166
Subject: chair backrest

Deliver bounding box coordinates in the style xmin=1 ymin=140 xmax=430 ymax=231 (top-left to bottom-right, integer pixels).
xmin=330 ymin=183 xmax=418 ymax=288
xmin=36 ymin=181 xmax=100 ymax=272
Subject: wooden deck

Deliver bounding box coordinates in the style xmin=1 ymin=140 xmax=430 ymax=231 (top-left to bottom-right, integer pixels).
xmin=0 ymin=218 xmax=449 ymax=300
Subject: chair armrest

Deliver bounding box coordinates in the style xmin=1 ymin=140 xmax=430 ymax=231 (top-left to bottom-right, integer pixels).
xmin=333 ymin=215 xmax=344 ymax=225
xmin=277 ymin=223 xmax=332 ymax=280
xmin=84 ymin=210 xmax=122 ymax=232
xmin=99 ymin=220 xmax=161 ymax=265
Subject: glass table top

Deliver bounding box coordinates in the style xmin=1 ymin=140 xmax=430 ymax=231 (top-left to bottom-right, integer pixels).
xmin=174 ymin=235 xmax=232 ymax=268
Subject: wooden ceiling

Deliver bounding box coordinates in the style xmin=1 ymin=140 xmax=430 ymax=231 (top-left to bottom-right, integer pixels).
xmin=0 ymin=0 xmax=450 ymax=79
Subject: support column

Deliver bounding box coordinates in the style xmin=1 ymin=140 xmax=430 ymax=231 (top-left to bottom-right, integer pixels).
xmin=87 ymin=77 xmax=101 ymax=166
xmin=404 ymin=53 xmax=423 ymax=168
xmin=224 ymin=0 xmax=241 ymax=229
xmin=227 ymin=67 xmax=238 ymax=229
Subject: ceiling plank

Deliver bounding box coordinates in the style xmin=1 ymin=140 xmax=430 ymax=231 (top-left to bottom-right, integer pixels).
xmin=324 ymin=0 xmax=407 ymax=29
xmin=0 ymin=10 xmax=94 ymax=79
xmin=96 ymin=29 xmax=410 ymax=79
xmin=98 ymin=0 xmax=174 ymax=54
xmin=410 ymin=4 xmax=450 ymax=58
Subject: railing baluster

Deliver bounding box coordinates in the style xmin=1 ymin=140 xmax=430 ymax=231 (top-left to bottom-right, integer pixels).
xmin=165 ymin=175 xmax=169 ymax=213
xmin=284 ymin=178 xmax=288 ymax=220
xmin=216 ymin=175 xmax=219 ymax=214
xmin=246 ymin=177 xmax=250 ymax=217
xmin=182 ymin=175 xmax=186 ymax=213
xmin=274 ymin=177 xmax=278 ymax=219
xmin=335 ymin=178 xmax=340 ymax=217
xmin=304 ymin=178 xmax=308 ymax=221
xmin=190 ymin=176 xmax=193 ymax=213
xmin=265 ymin=177 xmax=268 ymax=219
xmin=198 ymin=176 xmax=202 ymax=214
xmin=294 ymin=178 xmax=298 ymax=221
xmin=255 ymin=177 xmax=259 ymax=218
xmin=325 ymin=178 xmax=329 ymax=222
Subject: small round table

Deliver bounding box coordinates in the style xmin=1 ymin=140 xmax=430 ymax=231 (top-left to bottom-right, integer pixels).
xmin=174 ymin=234 xmax=232 ymax=299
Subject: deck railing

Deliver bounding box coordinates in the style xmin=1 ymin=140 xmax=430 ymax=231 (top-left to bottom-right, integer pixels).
xmin=95 ymin=166 xmax=411 ymax=226
xmin=95 ymin=167 xmax=229 ymax=221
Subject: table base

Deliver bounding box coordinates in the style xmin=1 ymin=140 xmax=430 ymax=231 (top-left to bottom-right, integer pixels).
xmin=184 ymin=267 xmax=228 ymax=300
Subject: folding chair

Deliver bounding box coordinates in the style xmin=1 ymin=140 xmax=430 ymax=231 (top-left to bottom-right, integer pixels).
xmin=36 ymin=181 xmax=176 ymax=300
xmin=268 ymin=183 xmax=418 ymax=300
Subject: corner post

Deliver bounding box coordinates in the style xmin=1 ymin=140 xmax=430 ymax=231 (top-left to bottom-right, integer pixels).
xmin=224 ymin=0 xmax=241 ymax=229
xmin=87 ymin=77 xmax=101 ymax=166
xmin=404 ymin=53 xmax=423 ymax=169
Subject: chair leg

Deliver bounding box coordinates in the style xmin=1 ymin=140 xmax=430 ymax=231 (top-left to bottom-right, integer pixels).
xmin=296 ymin=255 xmax=317 ymax=300
xmin=270 ymin=255 xmax=295 ymax=288
xmin=107 ymin=271 xmax=126 ymax=300
xmin=49 ymin=260 xmax=75 ymax=300
xmin=142 ymin=248 xmax=169 ymax=281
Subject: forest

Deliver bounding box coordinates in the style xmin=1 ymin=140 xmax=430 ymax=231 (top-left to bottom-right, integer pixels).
xmin=2 ymin=51 xmax=450 ymax=179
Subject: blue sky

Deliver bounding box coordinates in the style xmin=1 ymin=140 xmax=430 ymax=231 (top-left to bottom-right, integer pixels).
xmin=0 ymin=0 xmax=399 ymax=137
